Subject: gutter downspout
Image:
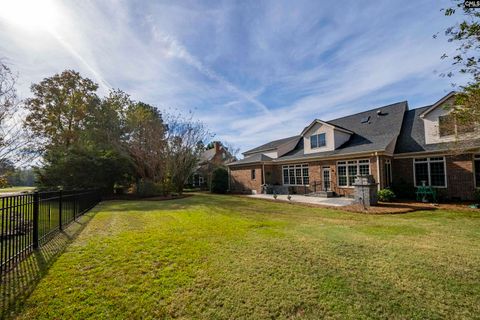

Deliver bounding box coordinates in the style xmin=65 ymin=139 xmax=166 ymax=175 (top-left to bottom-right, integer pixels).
xmin=375 ymin=152 xmax=381 ymax=191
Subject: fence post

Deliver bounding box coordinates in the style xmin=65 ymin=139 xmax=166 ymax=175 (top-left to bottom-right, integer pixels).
xmin=58 ymin=190 xmax=63 ymax=231
xmin=1 ymin=197 xmax=4 ymax=274
xmin=32 ymin=191 xmax=39 ymax=250
xmin=73 ymin=192 xmax=77 ymax=221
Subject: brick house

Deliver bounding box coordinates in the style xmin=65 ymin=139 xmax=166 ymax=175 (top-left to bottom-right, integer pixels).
xmin=191 ymin=142 xmax=235 ymax=188
xmin=227 ymin=92 xmax=480 ymax=200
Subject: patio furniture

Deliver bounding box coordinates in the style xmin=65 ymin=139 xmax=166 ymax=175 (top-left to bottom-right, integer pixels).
xmin=415 ymin=185 xmax=437 ymax=203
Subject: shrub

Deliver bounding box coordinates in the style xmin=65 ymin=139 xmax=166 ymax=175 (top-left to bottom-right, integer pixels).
xmin=378 ymin=188 xmax=396 ymax=202
xmin=210 ymin=168 xmax=228 ymax=194
xmin=0 ymin=176 xmax=8 ymax=188
xmin=136 ymin=180 xmax=161 ymax=197
xmin=474 ymin=189 xmax=480 ymax=203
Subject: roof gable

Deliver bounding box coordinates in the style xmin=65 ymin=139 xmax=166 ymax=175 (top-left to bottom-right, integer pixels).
xmin=277 ymin=101 xmax=409 ymax=160
xmin=300 ymin=119 xmax=353 ymax=136
xmin=395 ymin=103 xmax=480 ymax=154
xmin=419 ymin=91 xmax=456 ymax=118
xmin=233 ymin=100 xmax=409 ymax=165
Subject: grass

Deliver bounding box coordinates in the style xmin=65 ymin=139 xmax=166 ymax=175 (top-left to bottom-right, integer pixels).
xmin=0 ymin=187 xmax=35 ymax=194
xmin=10 ymin=194 xmax=480 ymax=319
xmin=1 ymin=211 xmax=96 ymax=319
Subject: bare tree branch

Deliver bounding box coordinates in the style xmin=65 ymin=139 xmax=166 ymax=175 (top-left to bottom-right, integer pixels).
xmin=164 ymin=112 xmax=212 ymax=193
xmin=0 ymin=60 xmax=28 ymax=168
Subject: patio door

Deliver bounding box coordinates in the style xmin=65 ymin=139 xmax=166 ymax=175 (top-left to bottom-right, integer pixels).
xmin=322 ymin=167 xmax=331 ymax=191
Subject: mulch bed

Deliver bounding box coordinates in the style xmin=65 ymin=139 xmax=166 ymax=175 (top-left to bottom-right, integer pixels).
xmin=325 ymin=200 xmax=480 ymax=214
xmin=334 ymin=202 xmax=435 ymax=214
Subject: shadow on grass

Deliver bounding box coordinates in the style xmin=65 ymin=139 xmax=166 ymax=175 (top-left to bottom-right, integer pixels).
xmin=98 ymin=194 xmax=227 ymax=213
xmin=98 ymin=200 xmax=192 ymax=213
xmin=0 ymin=210 xmax=97 ymax=320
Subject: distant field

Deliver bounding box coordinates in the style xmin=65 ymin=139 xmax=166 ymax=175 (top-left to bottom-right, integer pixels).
xmin=0 ymin=187 xmax=35 ymax=194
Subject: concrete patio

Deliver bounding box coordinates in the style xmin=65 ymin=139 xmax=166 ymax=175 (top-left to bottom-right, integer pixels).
xmin=246 ymin=194 xmax=355 ymax=207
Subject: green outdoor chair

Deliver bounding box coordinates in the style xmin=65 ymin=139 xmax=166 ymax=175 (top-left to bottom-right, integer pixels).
xmin=415 ymin=185 xmax=437 ymax=203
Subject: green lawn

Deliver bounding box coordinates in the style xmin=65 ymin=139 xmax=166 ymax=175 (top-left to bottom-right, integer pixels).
xmin=14 ymin=194 xmax=480 ymax=319
xmin=0 ymin=187 xmax=35 ymax=194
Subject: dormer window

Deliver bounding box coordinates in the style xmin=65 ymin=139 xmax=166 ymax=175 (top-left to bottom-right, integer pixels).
xmin=439 ymin=115 xmax=455 ymax=137
xmin=310 ymin=133 xmax=326 ymax=149
xmin=439 ymin=114 xmax=476 ymax=137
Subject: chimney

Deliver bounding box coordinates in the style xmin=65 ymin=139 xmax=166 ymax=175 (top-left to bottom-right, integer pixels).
xmin=214 ymin=141 xmax=221 ymax=152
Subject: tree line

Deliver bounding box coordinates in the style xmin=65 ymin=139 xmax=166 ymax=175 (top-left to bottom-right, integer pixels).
xmin=0 ymin=67 xmax=211 ymax=195
xmin=439 ymin=1 xmax=480 ymax=126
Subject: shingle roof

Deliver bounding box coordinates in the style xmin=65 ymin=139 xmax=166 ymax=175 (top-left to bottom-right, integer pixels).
xmin=199 ymin=148 xmax=216 ymax=163
xmin=277 ymin=101 xmax=408 ymax=161
xmin=395 ymin=106 xmax=480 ymax=154
xmin=228 ymin=153 xmax=272 ymax=166
xmin=300 ymin=119 xmax=353 ymax=136
xmin=243 ymin=135 xmax=300 ymax=155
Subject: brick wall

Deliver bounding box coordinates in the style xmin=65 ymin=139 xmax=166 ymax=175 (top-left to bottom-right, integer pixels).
xmin=446 ymin=154 xmax=475 ymax=200
xmin=392 ymin=158 xmax=414 ymax=185
xmin=229 ymin=165 xmax=263 ymax=193
xmin=232 ymin=155 xmax=383 ymax=197
xmin=392 ymin=154 xmax=476 ymax=200
xmin=332 ymin=156 xmax=381 ymax=196
xmin=231 ymin=154 xmax=477 ymax=199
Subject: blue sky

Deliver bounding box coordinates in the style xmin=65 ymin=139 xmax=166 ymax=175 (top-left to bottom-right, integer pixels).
xmin=0 ymin=0 xmax=465 ymax=154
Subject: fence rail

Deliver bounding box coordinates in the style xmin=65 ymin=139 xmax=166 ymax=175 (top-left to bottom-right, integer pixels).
xmin=0 ymin=189 xmax=101 ymax=275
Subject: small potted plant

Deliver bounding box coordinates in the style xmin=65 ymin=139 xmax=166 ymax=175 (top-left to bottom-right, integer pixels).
xmin=273 ymin=192 xmax=278 ymax=200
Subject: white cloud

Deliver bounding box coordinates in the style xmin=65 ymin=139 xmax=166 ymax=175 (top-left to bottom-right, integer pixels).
xmin=0 ymin=0 xmax=462 ymax=154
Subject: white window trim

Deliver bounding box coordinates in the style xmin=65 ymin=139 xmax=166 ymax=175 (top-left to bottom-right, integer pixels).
xmin=336 ymin=159 xmax=370 ymax=188
xmin=310 ymin=133 xmax=326 ymax=149
xmin=192 ymin=173 xmax=203 ymax=187
xmin=282 ymin=164 xmax=309 ymax=186
xmin=412 ymin=156 xmax=447 ymax=188
xmin=474 ymin=154 xmax=480 ymax=189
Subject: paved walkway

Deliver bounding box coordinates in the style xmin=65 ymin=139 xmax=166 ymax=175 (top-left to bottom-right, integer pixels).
xmin=247 ymin=194 xmax=355 ymax=207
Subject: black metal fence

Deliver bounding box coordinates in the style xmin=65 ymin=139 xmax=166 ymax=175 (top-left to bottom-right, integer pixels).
xmin=0 ymin=189 xmax=101 ymax=275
